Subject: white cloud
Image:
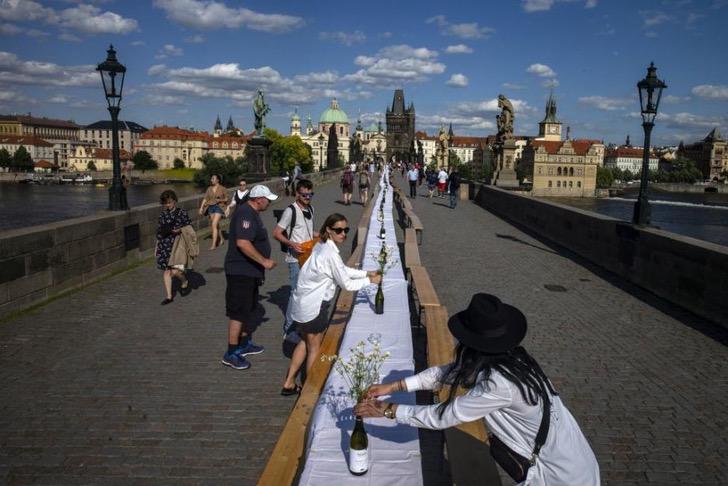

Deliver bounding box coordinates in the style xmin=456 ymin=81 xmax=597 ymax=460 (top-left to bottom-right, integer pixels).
xmin=426 ymin=15 xmax=494 ymax=39
xmin=446 ymin=74 xmax=468 ymax=87
xmin=691 ymin=84 xmax=728 ymax=100
xmin=527 ymin=63 xmax=557 ymax=78
xmin=147 ymin=64 xmax=167 ymax=76
xmin=153 ymin=0 xmax=304 ymax=33
xmin=48 ymin=95 xmax=69 ymax=103
xmin=0 ymin=23 xmax=23 ymax=35
xmin=659 ymin=112 xmax=727 ymax=130
xmin=58 ymin=32 xmax=81 ymax=42
xmin=445 ymin=44 xmax=473 ymax=54
xmin=131 ymin=40 xmax=146 ymax=46
xmin=578 ymin=95 xmax=632 ymax=111
xmin=417 ymin=113 xmax=495 ymax=132
xmin=185 ymin=34 xmax=205 ymax=43
xmin=502 ymin=82 xmax=526 ymax=90
xmin=522 ymin=0 xmax=597 ymax=12
xmin=294 ymin=71 xmax=340 ymax=85
xmin=344 ymin=44 xmax=445 ymax=85
xmin=0 ymin=1 xmax=137 ymax=36
xmin=144 ymin=94 xmax=186 ymax=106
xmin=662 ymin=94 xmax=691 ymax=104
xmin=542 ymin=78 xmax=560 ymax=88
xmin=0 ymin=0 xmax=54 ymax=22
xmin=54 ymin=4 xmax=138 ymax=34
xmin=26 ymin=28 xmax=49 ymax=38
xmin=640 ymin=11 xmax=672 ymax=27
xmin=0 ymin=51 xmax=97 ymax=87
xmin=452 ymin=98 xmax=534 ymax=117
xmin=319 ymin=31 xmax=366 ymax=46
xmin=156 ymin=44 xmax=184 ymax=59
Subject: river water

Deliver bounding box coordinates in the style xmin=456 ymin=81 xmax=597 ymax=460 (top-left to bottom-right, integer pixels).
xmin=1 ymin=184 xmax=726 ymax=247
xmin=0 ymin=183 xmax=202 ymax=233
xmin=548 ymin=188 xmax=728 ymax=247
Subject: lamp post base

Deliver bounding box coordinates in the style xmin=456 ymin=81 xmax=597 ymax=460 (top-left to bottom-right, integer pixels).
xmin=109 ymin=183 xmax=127 ymax=211
xmin=632 ymin=196 xmax=651 ymax=226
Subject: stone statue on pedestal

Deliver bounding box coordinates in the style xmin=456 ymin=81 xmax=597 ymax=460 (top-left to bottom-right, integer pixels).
xmin=491 ymin=94 xmax=519 ymax=188
xmin=496 ymin=94 xmax=514 ymax=145
xmin=253 ymin=89 xmax=270 ymax=137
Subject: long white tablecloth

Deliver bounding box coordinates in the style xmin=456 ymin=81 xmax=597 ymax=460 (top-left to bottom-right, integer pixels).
xmin=298 ymin=171 xmax=423 ymax=485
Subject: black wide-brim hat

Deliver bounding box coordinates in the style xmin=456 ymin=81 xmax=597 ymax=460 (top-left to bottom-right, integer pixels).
xmin=448 ymin=293 xmax=527 ymax=354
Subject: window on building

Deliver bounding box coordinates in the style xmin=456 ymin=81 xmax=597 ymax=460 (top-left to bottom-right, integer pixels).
xmin=548 ymin=180 xmax=552 ymax=187
xmin=557 ymin=167 xmax=562 ymax=176
xmin=340 ymin=126 xmax=344 ymax=135
xmin=569 ymin=181 xmax=573 ymax=188
xmin=556 ymin=181 xmax=561 ymax=188
xmin=577 ymin=181 xmax=581 ymax=188
xmin=569 ymin=167 xmax=574 ymax=176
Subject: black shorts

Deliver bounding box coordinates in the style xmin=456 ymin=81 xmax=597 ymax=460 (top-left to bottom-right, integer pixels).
xmin=294 ymin=300 xmax=333 ymax=335
xmin=225 ymin=274 xmax=259 ymax=322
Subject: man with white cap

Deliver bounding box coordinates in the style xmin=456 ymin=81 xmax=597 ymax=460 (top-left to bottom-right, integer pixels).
xmin=222 ymin=184 xmax=278 ymax=370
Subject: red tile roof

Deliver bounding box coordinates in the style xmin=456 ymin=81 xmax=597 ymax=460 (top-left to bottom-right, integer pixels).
xmin=34 ymin=160 xmax=58 ymax=169
xmin=0 ymin=114 xmax=80 ymax=129
xmin=140 ymin=126 xmax=210 ymax=142
xmin=530 ymin=139 xmax=602 ymax=156
xmin=606 ymin=147 xmax=657 ymax=158
xmin=0 ymin=134 xmax=54 ymax=147
xmin=91 ymin=148 xmax=131 ymax=160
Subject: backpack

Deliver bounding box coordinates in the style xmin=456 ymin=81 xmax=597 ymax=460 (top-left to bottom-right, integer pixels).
xmin=342 ymin=170 xmax=353 ymax=186
xmin=273 ymin=204 xmax=314 ymax=253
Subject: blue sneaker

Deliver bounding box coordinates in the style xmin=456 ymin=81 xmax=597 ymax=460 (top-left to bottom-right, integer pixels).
xmin=221 ymin=351 xmax=251 ymax=370
xmin=238 ymin=341 xmax=265 ymax=356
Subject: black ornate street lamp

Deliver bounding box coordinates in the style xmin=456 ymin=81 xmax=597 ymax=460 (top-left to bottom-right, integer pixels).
xmin=633 ymin=62 xmax=667 ymax=226
xmin=97 ymin=45 xmax=128 ymax=210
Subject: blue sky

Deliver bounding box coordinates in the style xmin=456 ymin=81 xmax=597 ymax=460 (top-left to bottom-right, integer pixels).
xmin=1 ymin=0 xmax=727 ymax=146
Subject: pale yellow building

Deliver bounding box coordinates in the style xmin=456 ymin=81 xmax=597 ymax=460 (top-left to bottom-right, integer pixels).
xmin=0 ymin=134 xmax=55 ymax=163
xmin=677 ymin=128 xmax=728 ymax=181
xmin=0 ymin=114 xmax=81 ymax=168
xmin=68 ymin=146 xmax=132 ymax=172
xmin=521 ymin=139 xmax=604 ymax=196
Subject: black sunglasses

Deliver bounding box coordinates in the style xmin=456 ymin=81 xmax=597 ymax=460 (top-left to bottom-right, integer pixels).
xmin=330 ymin=227 xmax=350 ymax=234
xmin=299 ymin=192 xmax=314 ymax=198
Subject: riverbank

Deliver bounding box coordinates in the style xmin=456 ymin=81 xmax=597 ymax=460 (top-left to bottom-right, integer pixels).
xmin=0 ymin=168 xmax=197 ymax=184
xmin=611 ymin=182 xmax=728 ymax=194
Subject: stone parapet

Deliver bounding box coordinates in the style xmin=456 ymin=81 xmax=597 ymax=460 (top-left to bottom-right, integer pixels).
xmin=473 ymin=184 xmax=728 ymax=326
xmin=0 ymin=169 xmax=343 ymax=319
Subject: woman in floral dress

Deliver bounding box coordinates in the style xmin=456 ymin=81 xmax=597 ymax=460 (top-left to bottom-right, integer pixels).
xmin=156 ymin=190 xmax=192 ymax=305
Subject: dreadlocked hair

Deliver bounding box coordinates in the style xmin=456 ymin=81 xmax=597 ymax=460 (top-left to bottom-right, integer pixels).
xmin=436 ymin=344 xmax=558 ymax=418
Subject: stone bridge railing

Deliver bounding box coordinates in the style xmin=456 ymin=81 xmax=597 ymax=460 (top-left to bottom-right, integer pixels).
xmin=0 ymin=169 xmax=343 ymax=320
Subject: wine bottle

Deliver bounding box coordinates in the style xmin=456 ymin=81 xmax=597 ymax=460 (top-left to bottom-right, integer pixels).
xmin=379 ymin=225 xmax=385 ymax=239
xmin=375 ymin=281 xmax=384 ymax=314
xmin=349 ymin=416 xmax=369 ymax=475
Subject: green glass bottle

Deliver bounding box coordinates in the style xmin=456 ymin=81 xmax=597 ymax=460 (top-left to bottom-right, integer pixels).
xmin=375 ymin=281 xmax=384 ymax=315
xmin=379 ymin=225 xmax=385 ymax=239
xmin=349 ymin=416 xmax=369 ymax=475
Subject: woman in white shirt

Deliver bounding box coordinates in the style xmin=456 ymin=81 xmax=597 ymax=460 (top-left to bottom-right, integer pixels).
xmin=224 ymin=178 xmax=249 ymax=217
xmin=281 ymin=213 xmax=382 ymax=395
xmin=355 ymin=293 xmax=600 ymax=485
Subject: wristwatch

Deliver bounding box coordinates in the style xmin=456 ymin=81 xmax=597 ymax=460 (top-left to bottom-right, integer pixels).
xmin=384 ymin=403 xmax=395 ymax=419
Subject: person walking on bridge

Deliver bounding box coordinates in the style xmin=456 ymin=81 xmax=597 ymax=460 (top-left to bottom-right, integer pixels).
xmin=221 ymin=185 xmax=278 ymax=371
xmin=407 ymin=166 xmax=419 ymax=198
xmin=356 ymin=293 xmax=600 ymax=485
xmin=155 ymin=190 xmax=192 ymax=305
xmin=448 ymin=167 xmax=461 ymax=209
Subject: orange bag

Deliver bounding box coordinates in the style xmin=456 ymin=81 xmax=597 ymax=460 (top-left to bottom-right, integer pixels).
xmin=297 ymin=238 xmax=320 ymax=267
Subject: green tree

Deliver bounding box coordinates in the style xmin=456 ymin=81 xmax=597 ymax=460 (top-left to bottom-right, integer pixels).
xmin=0 ymin=147 xmax=11 ymax=169
xmin=13 ymin=146 xmax=33 ymax=171
xmin=596 ymin=166 xmax=614 ymax=188
xmin=173 ymin=157 xmax=185 ymax=169
xmin=264 ymin=128 xmax=314 ymax=175
xmin=193 ymin=153 xmax=246 ymax=188
xmin=447 ymin=150 xmax=461 ymax=168
xmin=132 ymin=150 xmax=158 ymax=173
xmin=86 ymin=161 xmax=97 ymax=171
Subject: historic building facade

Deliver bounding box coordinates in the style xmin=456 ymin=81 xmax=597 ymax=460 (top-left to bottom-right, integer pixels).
xmin=291 ymin=99 xmax=351 ymax=171
xmin=81 ymin=120 xmax=147 ymax=153
xmin=604 ymin=146 xmax=659 ymax=173
xmin=68 ymin=146 xmax=132 ymax=172
xmin=0 ymin=114 xmax=81 ymax=168
xmin=521 ymin=139 xmax=604 ymax=196
xmin=353 ymin=119 xmax=387 ymax=163
xmin=386 ymin=89 xmax=416 ymax=162
xmin=0 ymin=134 xmax=55 ymax=163
xmin=677 ymin=128 xmax=727 ymax=180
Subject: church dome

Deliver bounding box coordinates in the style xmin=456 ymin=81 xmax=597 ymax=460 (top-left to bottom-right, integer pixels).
xmin=319 ymin=98 xmax=349 ymax=125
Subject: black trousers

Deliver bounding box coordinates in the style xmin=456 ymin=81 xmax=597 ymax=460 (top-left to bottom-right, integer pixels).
xmin=409 ymin=180 xmax=417 ymax=198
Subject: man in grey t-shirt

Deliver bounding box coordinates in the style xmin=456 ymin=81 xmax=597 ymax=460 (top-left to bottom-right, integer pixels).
xmin=273 ymin=179 xmax=318 ymax=343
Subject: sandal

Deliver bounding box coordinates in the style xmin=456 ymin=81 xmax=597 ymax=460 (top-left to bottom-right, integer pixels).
xmin=280 ymin=384 xmax=302 ymax=396
xmin=161 ymin=298 xmax=174 ymax=305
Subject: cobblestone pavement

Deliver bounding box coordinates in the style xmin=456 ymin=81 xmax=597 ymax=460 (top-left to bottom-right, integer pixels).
xmin=401 ymin=176 xmax=728 ymax=486
xmin=0 ymin=180 xmax=365 ymax=485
